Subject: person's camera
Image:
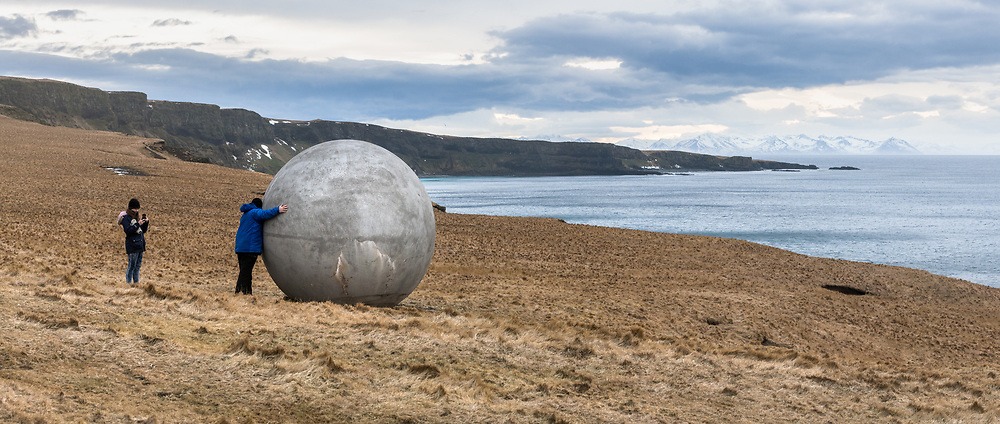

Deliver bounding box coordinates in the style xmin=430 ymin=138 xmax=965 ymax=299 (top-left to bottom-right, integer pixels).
xmin=141 ymin=213 xmax=147 ymax=220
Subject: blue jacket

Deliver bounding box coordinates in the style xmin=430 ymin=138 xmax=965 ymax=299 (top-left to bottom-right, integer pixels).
xmin=235 ymin=203 xmax=281 ymax=254
xmin=120 ymin=213 xmax=149 ymax=254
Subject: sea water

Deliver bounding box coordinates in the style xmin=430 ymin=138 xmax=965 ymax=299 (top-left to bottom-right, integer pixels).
xmin=422 ymin=155 xmax=1000 ymax=288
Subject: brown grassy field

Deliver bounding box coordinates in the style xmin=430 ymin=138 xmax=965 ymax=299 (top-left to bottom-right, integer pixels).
xmin=1 ymin=115 xmax=998 ymax=423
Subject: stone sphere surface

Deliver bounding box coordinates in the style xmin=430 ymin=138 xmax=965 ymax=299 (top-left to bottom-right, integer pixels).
xmin=262 ymin=139 xmax=435 ymax=305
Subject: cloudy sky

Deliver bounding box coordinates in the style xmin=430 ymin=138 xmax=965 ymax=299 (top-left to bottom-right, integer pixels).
xmin=2 ymin=1 xmax=999 ymax=153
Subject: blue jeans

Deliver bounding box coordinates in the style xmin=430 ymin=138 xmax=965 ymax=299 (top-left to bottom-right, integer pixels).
xmin=126 ymin=251 xmax=143 ymax=284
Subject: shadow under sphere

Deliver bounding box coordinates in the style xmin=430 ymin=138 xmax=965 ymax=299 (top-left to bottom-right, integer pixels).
xmin=262 ymin=139 xmax=436 ymax=305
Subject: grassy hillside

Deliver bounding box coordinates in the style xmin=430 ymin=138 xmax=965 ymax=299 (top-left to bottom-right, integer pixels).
xmin=0 ymin=116 xmax=997 ymax=422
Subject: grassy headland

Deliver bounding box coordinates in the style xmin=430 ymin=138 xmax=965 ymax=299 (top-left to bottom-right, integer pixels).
xmin=0 ymin=116 xmax=998 ymax=422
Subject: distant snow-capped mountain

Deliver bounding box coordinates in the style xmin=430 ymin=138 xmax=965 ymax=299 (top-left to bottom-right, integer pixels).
xmin=616 ymin=134 xmax=921 ymax=155
xmin=517 ymin=135 xmax=594 ymax=143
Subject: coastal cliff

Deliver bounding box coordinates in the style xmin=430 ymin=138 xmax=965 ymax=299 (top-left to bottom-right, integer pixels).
xmin=0 ymin=76 xmax=816 ymax=175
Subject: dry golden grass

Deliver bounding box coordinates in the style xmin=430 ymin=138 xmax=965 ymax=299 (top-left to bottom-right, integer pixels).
xmin=1 ymin=115 xmax=999 ymax=423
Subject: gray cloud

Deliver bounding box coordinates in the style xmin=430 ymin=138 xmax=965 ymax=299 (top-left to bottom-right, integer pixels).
xmin=113 ymin=49 xmax=525 ymax=119
xmin=5 ymin=2 xmax=1000 ymax=135
xmin=152 ymin=18 xmax=192 ymax=26
xmin=245 ymin=48 xmax=267 ymax=59
xmin=492 ymin=4 xmax=1000 ymax=89
xmin=858 ymin=94 xmax=932 ymax=115
xmin=924 ymin=95 xmax=965 ymax=109
xmin=46 ymin=9 xmax=83 ymax=21
xmin=51 ymin=47 xmax=708 ymax=121
xmin=0 ymin=14 xmax=36 ymax=38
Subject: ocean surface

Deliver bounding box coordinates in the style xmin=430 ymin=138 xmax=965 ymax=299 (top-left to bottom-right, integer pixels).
xmin=422 ymin=155 xmax=1000 ymax=288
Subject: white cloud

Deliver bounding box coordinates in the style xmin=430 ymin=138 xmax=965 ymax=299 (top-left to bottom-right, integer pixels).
xmin=493 ymin=112 xmax=543 ymax=124
xmin=738 ymin=66 xmax=1000 ymax=133
xmin=739 ymin=87 xmax=860 ymax=115
xmin=563 ymin=58 xmax=622 ymax=70
xmin=609 ymin=123 xmax=729 ymax=140
xmin=963 ymin=102 xmax=989 ymax=113
xmin=132 ymin=64 xmax=170 ymax=71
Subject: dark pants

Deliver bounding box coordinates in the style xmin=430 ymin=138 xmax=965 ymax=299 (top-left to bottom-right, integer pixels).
xmin=236 ymin=252 xmax=259 ymax=295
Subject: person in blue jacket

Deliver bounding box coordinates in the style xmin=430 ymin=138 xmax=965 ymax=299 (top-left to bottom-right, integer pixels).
xmin=119 ymin=198 xmax=150 ymax=286
xmin=234 ymin=197 xmax=288 ymax=295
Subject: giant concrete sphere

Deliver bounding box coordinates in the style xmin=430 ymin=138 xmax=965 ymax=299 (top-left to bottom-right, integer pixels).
xmin=261 ymin=139 xmax=435 ymax=305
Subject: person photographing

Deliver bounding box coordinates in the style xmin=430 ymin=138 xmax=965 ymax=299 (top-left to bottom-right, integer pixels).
xmin=119 ymin=198 xmax=149 ymax=286
xmin=234 ymin=198 xmax=288 ymax=295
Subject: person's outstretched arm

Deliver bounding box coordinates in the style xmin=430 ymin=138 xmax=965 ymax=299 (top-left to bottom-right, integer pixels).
xmin=253 ymin=204 xmax=288 ymax=222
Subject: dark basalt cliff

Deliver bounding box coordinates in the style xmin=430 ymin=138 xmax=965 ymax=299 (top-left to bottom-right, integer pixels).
xmin=268 ymin=120 xmax=658 ymax=176
xmin=0 ymin=76 xmax=817 ymax=175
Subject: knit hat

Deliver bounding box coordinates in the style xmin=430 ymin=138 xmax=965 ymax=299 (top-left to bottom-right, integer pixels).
xmin=128 ymin=198 xmax=141 ymax=210
xmin=252 ymin=198 xmax=263 ymax=208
